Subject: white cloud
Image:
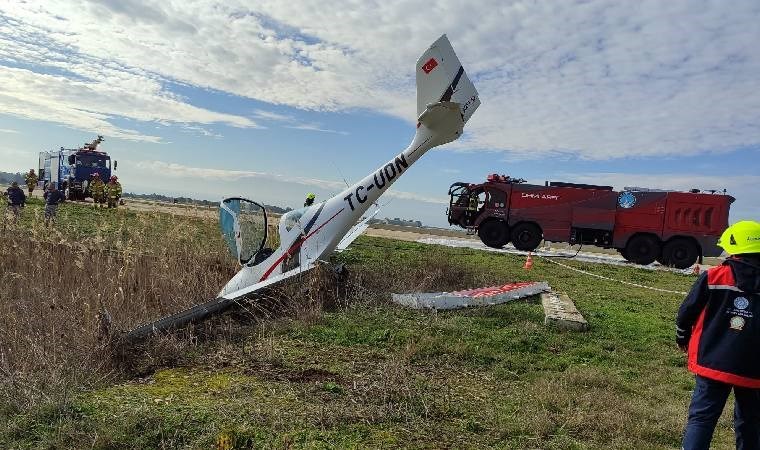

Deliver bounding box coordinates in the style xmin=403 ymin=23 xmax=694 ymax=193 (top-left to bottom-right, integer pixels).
xmin=1 ymin=1 xmax=760 ymax=158
xmin=251 ymin=109 xmax=347 ymax=134
xmin=285 ymin=123 xmax=348 ymax=135
xmin=0 ymin=64 xmax=259 ymax=142
xmin=133 ymin=159 xmax=445 ymax=204
xmin=0 ymin=128 xmax=18 ymax=133
xmin=251 ymin=110 xmax=293 ymax=122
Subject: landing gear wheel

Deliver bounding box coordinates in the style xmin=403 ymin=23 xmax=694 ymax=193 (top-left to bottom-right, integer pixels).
xmin=662 ymin=238 xmax=699 ymax=269
xmin=478 ymin=221 xmax=509 ymax=249
xmin=624 ymin=235 xmax=660 ymax=265
xmin=510 ymin=223 xmax=543 ymax=251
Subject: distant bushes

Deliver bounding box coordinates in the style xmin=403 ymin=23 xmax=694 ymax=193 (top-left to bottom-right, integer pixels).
xmin=0 ymin=170 xmax=24 ymax=186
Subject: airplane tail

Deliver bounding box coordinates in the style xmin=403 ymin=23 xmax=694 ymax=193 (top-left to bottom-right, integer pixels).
xmin=416 ymin=35 xmax=480 ymax=125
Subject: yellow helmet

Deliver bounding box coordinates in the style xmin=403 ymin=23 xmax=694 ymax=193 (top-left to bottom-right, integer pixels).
xmin=718 ymin=221 xmax=760 ymax=255
xmin=306 ymin=193 xmax=316 ymax=200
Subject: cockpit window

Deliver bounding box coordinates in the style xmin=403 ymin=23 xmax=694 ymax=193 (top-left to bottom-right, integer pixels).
xmin=219 ymin=198 xmax=268 ymax=265
xmin=281 ymin=207 xmax=307 ymax=232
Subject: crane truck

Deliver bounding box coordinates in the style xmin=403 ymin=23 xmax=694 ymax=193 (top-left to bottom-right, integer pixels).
xmin=447 ymin=174 xmax=734 ymax=269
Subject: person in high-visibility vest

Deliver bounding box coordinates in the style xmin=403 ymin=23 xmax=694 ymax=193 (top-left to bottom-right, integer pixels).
xmin=677 ymin=220 xmax=760 ymax=449
xmin=90 ymin=173 xmax=105 ymax=207
xmin=468 ymin=195 xmax=478 ymax=211
xmin=466 ymin=194 xmax=479 ymax=224
xmin=105 ymin=175 xmax=122 ymax=208
xmin=24 ymin=169 xmax=38 ymax=196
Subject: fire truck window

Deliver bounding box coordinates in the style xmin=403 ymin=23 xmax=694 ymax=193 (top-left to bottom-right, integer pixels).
xmin=79 ymin=155 xmax=109 ymax=168
xmin=486 ymin=189 xmax=506 ymax=208
xmin=704 ymin=208 xmax=713 ymax=228
xmin=450 ymin=186 xmax=469 ymax=207
xmin=452 ymin=188 xmax=469 ymax=206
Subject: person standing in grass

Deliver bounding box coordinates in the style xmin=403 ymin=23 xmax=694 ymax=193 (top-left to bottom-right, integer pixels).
xmin=43 ymin=183 xmax=65 ymax=226
xmin=105 ymin=175 xmax=122 ymax=208
xmin=677 ymin=220 xmax=760 ymax=450
xmin=24 ymin=169 xmax=38 ymax=196
xmin=5 ymin=181 xmax=26 ymax=223
xmin=90 ymin=172 xmax=105 ymax=208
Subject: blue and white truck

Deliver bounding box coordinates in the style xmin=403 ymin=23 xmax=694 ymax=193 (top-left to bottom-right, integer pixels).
xmin=38 ymin=136 xmax=117 ymax=200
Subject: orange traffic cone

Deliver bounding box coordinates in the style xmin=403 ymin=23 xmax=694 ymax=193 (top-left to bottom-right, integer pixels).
xmin=523 ymin=252 xmax=534 ymax=270
xmin=692 ymin=264 xmax=700 ymax=275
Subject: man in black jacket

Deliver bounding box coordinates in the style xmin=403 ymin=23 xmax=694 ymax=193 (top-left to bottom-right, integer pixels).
xmin=43 ymin=183 xmax=65 ymax=226
xmin=677 ymin=220 xmax=760 ymax=449
xmin=5 ymin=181 xmax=26 ymax=223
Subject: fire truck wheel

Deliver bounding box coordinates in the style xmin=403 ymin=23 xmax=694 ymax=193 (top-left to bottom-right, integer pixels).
xmin=624 ymin=234 xmax=660 ymax=265
xmin=655 ymin=254 xmax=670 ymax=266
xmin=478 ymin=220 xmax=509 ymax=248
xmin=662 ymin=238 xmax=699 ymax=269
xmin=510 ymin=222 xmax=542 ymax=251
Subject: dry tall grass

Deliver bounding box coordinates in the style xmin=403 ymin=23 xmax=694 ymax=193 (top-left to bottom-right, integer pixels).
xmin=0 ymin=202 xmax=490 ymax=421
xmin=0 ymin=204 xmax=237 ymax=414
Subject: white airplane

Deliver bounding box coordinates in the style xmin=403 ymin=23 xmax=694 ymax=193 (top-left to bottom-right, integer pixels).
xmin=125 ymin=34 xmax=480 ymax=340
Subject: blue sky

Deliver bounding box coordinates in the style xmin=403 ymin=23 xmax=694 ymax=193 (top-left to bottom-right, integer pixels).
xmin=1 ymin=0 xmax=759 ymax=227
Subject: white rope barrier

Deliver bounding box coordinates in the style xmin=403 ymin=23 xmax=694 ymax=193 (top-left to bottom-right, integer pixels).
xmin=537 ymin=255 xmax=689 ymax=296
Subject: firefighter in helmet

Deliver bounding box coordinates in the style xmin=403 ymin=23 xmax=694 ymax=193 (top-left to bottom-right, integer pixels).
xmin=24 ymin=169 xmax=38 ymax=196
xmin=105 ymin=175 xmax=122 ymax=208
xmin=677 ymin=220 xmax=760 ymax=449
xmin=466 ymin=191 xmax=479 ymax=224
xmin=304 ymin=193 xmax=316 ymax=207
xmin=90 ymin=172 xmax=105 ymax=207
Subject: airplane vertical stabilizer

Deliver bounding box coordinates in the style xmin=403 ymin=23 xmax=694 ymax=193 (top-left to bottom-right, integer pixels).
xmin=416 ymin=35 xmax=480 ymax=125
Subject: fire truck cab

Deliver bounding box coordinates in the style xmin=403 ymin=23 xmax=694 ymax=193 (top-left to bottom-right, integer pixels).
xmin=447 ymin=174 xmax=734 ymax=269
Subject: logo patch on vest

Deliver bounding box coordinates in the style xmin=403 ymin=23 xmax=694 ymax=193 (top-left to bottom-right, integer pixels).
xmin=727 ymin=296 xmax=753 ymax=319
xmin=735 ymin=297 xmax=750 ymax=310
xmin=730 ymin=316 xmax=746 ymax=331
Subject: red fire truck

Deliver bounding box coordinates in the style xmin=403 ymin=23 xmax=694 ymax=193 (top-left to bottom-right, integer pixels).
xmin=447 ymin=174 xmax=734 ymax=268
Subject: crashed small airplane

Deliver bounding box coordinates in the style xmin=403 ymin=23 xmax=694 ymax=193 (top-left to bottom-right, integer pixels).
xmin=125 ymin=34 xmax=481 ymax=341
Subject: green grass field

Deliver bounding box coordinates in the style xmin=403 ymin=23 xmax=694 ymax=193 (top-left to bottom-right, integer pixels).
xmin=0 ymin=202 xmax=734 ymax=449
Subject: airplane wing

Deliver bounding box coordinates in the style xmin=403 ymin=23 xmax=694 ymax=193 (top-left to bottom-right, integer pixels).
xmin=123 ymin=263 xmax=315 ymax=342
xmin=335 ymin=204 xmax=381 ymax=252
